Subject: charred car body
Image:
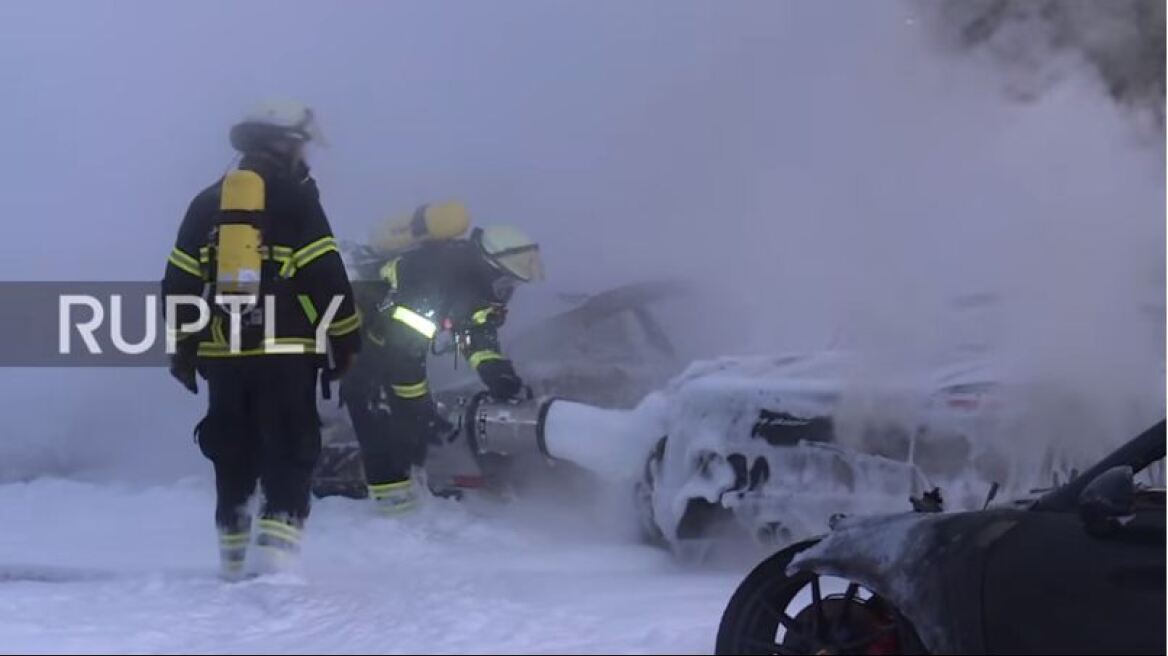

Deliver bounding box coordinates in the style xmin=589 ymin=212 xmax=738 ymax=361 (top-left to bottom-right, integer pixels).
xmin=715 ymin=420 xmax=1166 ymax=655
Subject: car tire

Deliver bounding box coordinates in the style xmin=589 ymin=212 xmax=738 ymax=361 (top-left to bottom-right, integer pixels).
xmin=716 ymin=540 xmax=926 ymax=655
xmin=716 ymin=540 xmax=819 ymax=655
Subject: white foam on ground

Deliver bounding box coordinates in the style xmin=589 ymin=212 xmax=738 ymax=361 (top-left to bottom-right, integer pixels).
xmin=0 ymin=477 xmax=743 ymax=654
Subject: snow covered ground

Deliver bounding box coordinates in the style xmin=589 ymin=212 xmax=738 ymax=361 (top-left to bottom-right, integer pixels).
xmin=0 ymin=477 xmax=745 ymax=654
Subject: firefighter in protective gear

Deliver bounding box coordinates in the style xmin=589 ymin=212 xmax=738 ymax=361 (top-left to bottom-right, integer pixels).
xmin=161 ymin=99 xmax=361 ymax=580
xmin=341 ymin=221 xmax=543 ymax=515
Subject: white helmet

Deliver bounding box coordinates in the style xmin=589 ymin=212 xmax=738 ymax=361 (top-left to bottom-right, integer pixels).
xmin=231 ymin=99 xmax=324 ymax=152
xmin=476 ymin=225 xmax=545 ymax=282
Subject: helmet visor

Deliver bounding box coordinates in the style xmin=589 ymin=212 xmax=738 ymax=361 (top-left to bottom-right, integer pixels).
xmin=491 ymin=245 xmax=545 ymax=283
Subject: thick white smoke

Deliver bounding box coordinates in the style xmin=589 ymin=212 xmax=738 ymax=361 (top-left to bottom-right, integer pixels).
xmin=0 ymin=1 xmax=1161 ymax=482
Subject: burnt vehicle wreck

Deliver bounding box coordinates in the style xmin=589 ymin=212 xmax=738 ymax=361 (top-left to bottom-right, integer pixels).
xmin=715 ymin=420 xmax=1166 ymax=655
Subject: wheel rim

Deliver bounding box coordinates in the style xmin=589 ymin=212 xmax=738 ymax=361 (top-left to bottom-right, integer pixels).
xmin=737 ymin=573 xmax=910 ymax=655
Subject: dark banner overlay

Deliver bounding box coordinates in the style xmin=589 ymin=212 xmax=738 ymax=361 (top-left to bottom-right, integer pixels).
xmin=0 ymin=282 xmax=369 ymax=367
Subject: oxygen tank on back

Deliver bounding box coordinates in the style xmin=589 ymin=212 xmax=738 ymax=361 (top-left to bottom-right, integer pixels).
xmin=215 ymin=169 xmax=266 ymax=299
xmin=369 ymin=200 xmax=470 ymax=254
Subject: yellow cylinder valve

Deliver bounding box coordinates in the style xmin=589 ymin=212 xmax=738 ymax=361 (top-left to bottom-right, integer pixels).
xmin=369 ymin=200 xmax=470 ymax=254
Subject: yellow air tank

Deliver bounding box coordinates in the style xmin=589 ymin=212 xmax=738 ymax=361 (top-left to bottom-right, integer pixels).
xmin=216 ymin=170 xmax=266 ymax=296
xmin=369 ymin=201 xmax=470 ymax=254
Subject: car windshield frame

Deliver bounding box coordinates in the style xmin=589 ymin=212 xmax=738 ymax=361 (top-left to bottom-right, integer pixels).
xmin=1032 ymin=419 xmax=1166 ymax=512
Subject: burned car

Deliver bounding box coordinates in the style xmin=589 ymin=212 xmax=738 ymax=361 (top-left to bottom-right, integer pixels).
xmin=315 ymin=246 xmax=1140 ymax=561
xmin=317 ymin=319 xmax=1125 ymax=563
xmin=714 ymin=419 xmax=1166 ymax=655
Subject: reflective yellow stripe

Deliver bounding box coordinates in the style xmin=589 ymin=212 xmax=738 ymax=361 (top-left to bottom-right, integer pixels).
xmin=168 ymin=248 xmax=202 ymax=278
xmin=296 ymin=241 xmax=339 ymax=269
xmin=391 ymin=306 xmax=437 ymax=339
xmin=379 ymin=258 xmax=400 ymax=289
xmin=197 ymin=337 xmax=323 ymax=357
xmin=468 ymin=350 xmax=504 ymax=369
xmin=197 ymin=245 xmax=292 ymax=267
xmin=257 ymin=518 xmax=300 ymax=535
xmin=328 ymin=312 xmax=361 ymax=336
xmin=296 ymin=236 xmax=336 ymax=259
xmin=257 ymin=245 xmax=293 ymax=268
xmin=169 ymin=247 xmax=200 ymax=270
xmin=197 ymin=347 xmax=319 ymax=358
xmin=211 ymin=316 xmax=226 ymax=345
xmin=368 ymin=480 xmax=411 ymax=498
xmin=369 ymin=480 xmax=411 ymax=491
xmin=391 ymin=381 xmax=428 ymax=399
xmin=367 ymin=331 xmax=385 ymax=347
xmin=199 ymin=337 xmax=318 ymax=349
xmin=257 ymin=519 xmax=301 ymax=543
xmin=277 ymin=337 xmax=319 ymax=348
xmin=218 ymin=532 xmax=250 ymax=546
xmin=282 ymin=236 xmax=338 ymax=277
xmin=258 ymin=525 xmax=300 ymax=543
xmin=471 ymin=307 xmax=495 ymax=325
xmin=297 ymin=295 xmax=319 ymax=324
xmin=369 ymin=480 xmax=416 ymax=511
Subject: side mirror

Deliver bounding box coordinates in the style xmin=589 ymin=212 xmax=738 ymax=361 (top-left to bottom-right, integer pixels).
xmin=1078 ymin=465 xmax=1135 ymax=536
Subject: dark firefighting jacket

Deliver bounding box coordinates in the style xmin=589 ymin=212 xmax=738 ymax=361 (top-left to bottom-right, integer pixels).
xmin=358 ymin=238 xmax=520 ymax=402
xmin=161 ymin=154 xmax=361 ymax=362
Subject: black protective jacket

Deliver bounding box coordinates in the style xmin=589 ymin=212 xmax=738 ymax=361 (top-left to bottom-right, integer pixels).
xmin=355 ymin=238 xmax=520 ymax=402
xmin=161 ymin=155 xmax=361 ymax=362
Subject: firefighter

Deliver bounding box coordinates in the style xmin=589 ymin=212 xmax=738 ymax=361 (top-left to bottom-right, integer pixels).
xmin=341 ymin=221 xmax=544 ymax=514
xmin=161 ymin=99 xmax=361 ymax=579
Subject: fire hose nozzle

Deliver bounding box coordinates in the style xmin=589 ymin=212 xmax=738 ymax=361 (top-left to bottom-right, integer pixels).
xmin=465 ymin=394 xmax=558 ymax=460
xmin=462 ymin=393 xmax=656 ymax=480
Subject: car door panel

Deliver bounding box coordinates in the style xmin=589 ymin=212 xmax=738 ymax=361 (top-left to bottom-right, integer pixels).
xmin=982 ymin=509 xmax=1165 ymax=654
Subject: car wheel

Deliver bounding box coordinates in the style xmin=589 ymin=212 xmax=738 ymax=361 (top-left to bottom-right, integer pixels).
xmin=716 ymin=541 xmax=926 ymax=655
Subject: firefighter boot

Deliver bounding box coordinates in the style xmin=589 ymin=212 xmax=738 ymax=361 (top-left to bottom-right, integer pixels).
xmin=252 ymin=514 xmax=303 ymax=576
xmin=367 ymin=479 xmax=418 ymax=516
xmin=217 ymin=520 xmax=251 ymax=582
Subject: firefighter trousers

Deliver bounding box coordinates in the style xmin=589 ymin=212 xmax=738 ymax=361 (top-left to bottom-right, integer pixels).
xmin=340 ymin=354 xmax=433 ymax=488
xmin=196 ymin=356 xmax=322 ymax=530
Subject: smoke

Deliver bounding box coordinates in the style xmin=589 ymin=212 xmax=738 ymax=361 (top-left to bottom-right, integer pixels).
xmin=920 ymin=0 xmax=1165 ymax=127
xmin=0 ymin=1 xmax=1161 ymax=482
xmin=636 ymin=2 xmax=1165 ymax=468
xmin=869 ymin=1 xmax=1167 ymax=465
